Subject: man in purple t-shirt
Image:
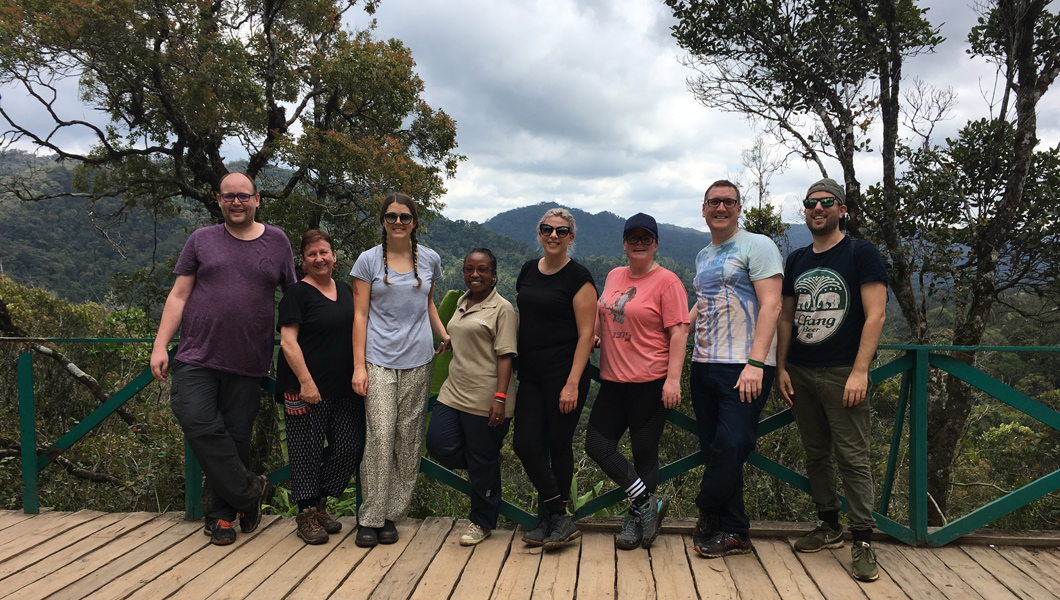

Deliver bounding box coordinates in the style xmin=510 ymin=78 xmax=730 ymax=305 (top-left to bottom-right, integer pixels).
xmin=150 ymin=172 xmax=297 ymax=546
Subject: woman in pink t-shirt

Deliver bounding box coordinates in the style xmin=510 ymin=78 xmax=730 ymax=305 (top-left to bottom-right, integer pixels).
xmin=585 ymin=213 xmax=690 ymax=550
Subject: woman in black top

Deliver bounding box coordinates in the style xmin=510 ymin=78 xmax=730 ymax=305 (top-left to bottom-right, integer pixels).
xmin=513 ymin=207 xmax=597 ymax=551
xmin=276 ymin=230 xmax=364 ymax=545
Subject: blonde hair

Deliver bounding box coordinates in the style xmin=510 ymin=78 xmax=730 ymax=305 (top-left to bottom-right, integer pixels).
xmin=537 ymin=207 xmax=577 ymax=256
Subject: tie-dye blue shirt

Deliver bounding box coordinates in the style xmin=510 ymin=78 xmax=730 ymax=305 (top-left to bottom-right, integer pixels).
xmin=692 ymin=229 xmax=783 ymax=364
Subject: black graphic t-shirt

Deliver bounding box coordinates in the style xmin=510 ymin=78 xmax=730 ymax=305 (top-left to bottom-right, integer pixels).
xmin=782 ymin=236 xmax=888 ymax=367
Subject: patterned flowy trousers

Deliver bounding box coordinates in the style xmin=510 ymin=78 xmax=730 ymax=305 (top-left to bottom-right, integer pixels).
xmin=357 ymin=362 xmax=432 ymax=528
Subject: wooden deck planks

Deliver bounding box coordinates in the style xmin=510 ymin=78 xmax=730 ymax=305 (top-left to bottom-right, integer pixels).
xmin=285 ymin=518 xmax=372 ymax=600
xmin=682 ymin=536 xmax=739 ymax=600
xmin=755 ymin=539 xmax=827 ymax=600
xmin=247 ymin=517 xmax=357 ymax=600
xmin=370 ymin=517 xmax=455 ymax=600
xmin=407 ymin=519 xmax=475 ymax=600
xmin=961 ymin=545 xmax=1059 ymax=600
xmin=121 ymin=515 xmax=278 ymax=600
xmin=650 ymin=535 xmax=697 ymax=600
xmin=17 ymin=513 xmax=190 ymax=600
xmin=489 ymin=532 xmax=543 ymax=600
xmin=0 ymin=512 xmax=156 ymax=597
xmin=531 ymin=537 xmax=579 ymax=600
xmin=449 ymin=526 xmax=517 ymax=600
xmin=329 ymin=519 xmax=423 ymax=599
xmin=0 ymin=511 xmax=1058 ymax=600
xmin=574 ymin=531 xmax=615 ymax=600
xmin=615 ymin=537 xmax=653 ymax=599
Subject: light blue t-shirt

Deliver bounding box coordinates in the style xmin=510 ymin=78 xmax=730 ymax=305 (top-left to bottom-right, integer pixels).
xmin=351 ymin=244 xmax=442 ymax=370
xmin=692 ymin=229 xmax=783 ymax=364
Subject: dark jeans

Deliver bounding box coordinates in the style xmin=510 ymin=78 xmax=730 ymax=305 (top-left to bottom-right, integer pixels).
xmin=690 ymin=361 xmax=773 ymax=536
xmin=169 ymin=360 xmax=262 ymax=521
xmin=426 ymin=402 xmax=511 ymax=529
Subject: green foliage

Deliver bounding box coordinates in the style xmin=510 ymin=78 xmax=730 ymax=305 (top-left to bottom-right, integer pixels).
xmin=742 ymin=205 xmax=790 ymax=251
xmin=0 ymin=0 xmax=462 ymax=254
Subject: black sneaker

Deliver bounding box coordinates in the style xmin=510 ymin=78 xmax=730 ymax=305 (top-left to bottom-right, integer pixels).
xmin=633 ymin=495 xmax=668 ymax=549
xmin=314 ymin=498 xmax=342 ymax=534
xmin=377 ymin=519 xmax=399 ymax=544
xmin=693 ymin=510 xmax=718 ymax=554
xmin=696 ymin=531 xmax=754 ymax=558
xmin=615 ymin=513 xmax=642 ymax=550
xmin=521 ymin=513 xmax=551 ymax=546
xmin=204 ymin=518 xmax=237 ymax=546
xmin=542 ymin=514 xmax=581 ymax=550
xmin=355 ymin=524 xmax=378 ymax=547
xmin=239 ymin=475 xmax=273 ymax=533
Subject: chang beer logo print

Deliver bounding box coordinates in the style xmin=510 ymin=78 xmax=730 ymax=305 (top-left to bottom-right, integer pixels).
xmin=793 ymin=267 xmax=849 ymax=345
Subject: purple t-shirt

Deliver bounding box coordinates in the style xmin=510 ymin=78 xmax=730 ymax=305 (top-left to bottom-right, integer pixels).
xmin=172 ymin=224 xmax=297 ymax=377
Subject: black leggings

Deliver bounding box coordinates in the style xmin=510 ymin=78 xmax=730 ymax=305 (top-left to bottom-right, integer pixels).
xmin=585 ymin=378 xmax=670 ymax=495
xmin=513 ymin=371 xmax=590 ymax=505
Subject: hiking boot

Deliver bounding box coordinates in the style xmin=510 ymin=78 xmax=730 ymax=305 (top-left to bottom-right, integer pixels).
xmin=355 ymin=524 xmax=378 ymax=548
xmin=615 ymin=513 xmax=642 ymax=550
xmin=542 ymin=513 xmax=581 ymax=550
xmin=314 ymin=498 xmax=342 ymax=534
xmin=460 ymin=523 xmax=492 ymax=546
xmin=522 ymin=513 xmax=551 ymax=546
xmin=239 ymin=475 xmax=273 ymax=533
xmin=296 ymin=508 xmax=329 ymax=545
xmin=696 ymin=531 xmax=754 ymax=558
xmin=851 ymin=541 xmax=879 ymax=582
xmin=692 ymin=510 xmax=718 ymax=555
xmin=633 ymin=494 xmax=668 ymax=549
xmin=795 ymin=521 xmax=844 ymax=553
xmin=204 ymin=518 xmax=237 ymax=546
xmin=378 ymin=519 xmax=399 ymax=544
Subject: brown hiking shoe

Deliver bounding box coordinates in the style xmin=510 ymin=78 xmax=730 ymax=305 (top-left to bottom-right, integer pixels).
xmin=296 ymin=508 xmax=328 ymax=545
xmin=314 ymin=498 xmax=342 ymax=534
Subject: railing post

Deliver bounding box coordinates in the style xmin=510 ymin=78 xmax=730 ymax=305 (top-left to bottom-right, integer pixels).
xmin=184 ymin=439 xmax=203 ymax=520
xmin=879 ymin=368 xmax=911 ymax=516
xmin=18 ymin=352 xmax=39 ymax=514
xmin=908 ymin=348 xmax=930 ymax=544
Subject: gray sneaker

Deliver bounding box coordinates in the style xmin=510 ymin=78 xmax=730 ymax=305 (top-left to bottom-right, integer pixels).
xmin=615 ymin=513 xmax=642 ymax=550
xmin=795 ymin=521 xmax=844 ymax=553
xmin=542 ymin=514 xmax=581 ymax=550
xmin=633 ymin=495 xmax=668 ymax=549
xmin=851 ymin=541 xmax=879 ymax=582
xmin=522 ymin=513 xmax=551 ymax=546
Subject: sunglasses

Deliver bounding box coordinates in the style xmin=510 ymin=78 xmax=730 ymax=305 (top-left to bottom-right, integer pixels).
xmin=803 ymin=196 xmax=841 ymax=209
xmin=384 ymin=212 xmax=414 ymax=225
xmin=539 ymin=224 xmax=572 ymax=238
xmin=220 ymin=193 xmax=255 ymax=203
xmin=624 ymin=234 xmax=656 ymax=246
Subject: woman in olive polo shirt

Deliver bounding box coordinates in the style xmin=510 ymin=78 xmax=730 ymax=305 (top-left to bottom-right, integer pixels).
xmin=426 ymin=248 xmax=518 ymax=546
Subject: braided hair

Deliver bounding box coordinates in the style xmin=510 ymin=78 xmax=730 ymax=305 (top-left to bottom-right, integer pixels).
xmin=380 ymin=193 xmax=423 ymax=288
xmin=466 ymin=247 xmax=499 ymax=288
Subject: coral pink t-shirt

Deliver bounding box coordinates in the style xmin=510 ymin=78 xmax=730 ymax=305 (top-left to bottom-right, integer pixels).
xmin=598 ymin=266 xmax=689 ymax=383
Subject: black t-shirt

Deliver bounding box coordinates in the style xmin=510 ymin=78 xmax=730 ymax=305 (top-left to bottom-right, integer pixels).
xmin=275 ymin=280 xmax=356 ymax=401
xmin=782 ymin=236 xmax=888 ymax=367
xmin=516 ymin=258 xmax=596 ymax=382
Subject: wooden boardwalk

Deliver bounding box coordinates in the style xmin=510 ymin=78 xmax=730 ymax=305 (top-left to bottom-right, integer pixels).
xmin=1 ymin=510 xmax=1059 ymax=600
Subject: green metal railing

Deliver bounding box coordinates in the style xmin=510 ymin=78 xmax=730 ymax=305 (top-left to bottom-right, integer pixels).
xmin=9 ymin=337 xmax=1060 ymax=546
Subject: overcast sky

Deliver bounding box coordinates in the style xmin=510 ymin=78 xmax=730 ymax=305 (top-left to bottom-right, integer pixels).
xmin=3 ymin=1 xmax=1057 ymax=232
xmin=359 ymin=0 xmax=1060 ymax=230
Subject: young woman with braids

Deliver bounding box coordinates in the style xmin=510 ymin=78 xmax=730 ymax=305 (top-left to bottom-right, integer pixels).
xmin=426 ymin=248 xmax=517 ymax=546
xmin=350 ymin=193 xmax=450 ymax=548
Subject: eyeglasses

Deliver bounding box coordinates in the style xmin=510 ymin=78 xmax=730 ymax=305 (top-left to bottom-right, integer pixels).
xmin=539 ymin=224 xmax=572 ymax=238
xmin=220 ymin=193 xmax=255 ymax=203
xmin=705 ymin=198 xmax=739 ymax=208
xmin=623 ymin=234 xmax=656 ymax=246
xmin=803 ymin=196 xmax=841 ymax=209
xmin=462 ymin=265 xmax=493 ymax=275
xmin=384 ymin=212 xmax=414 ymax=224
